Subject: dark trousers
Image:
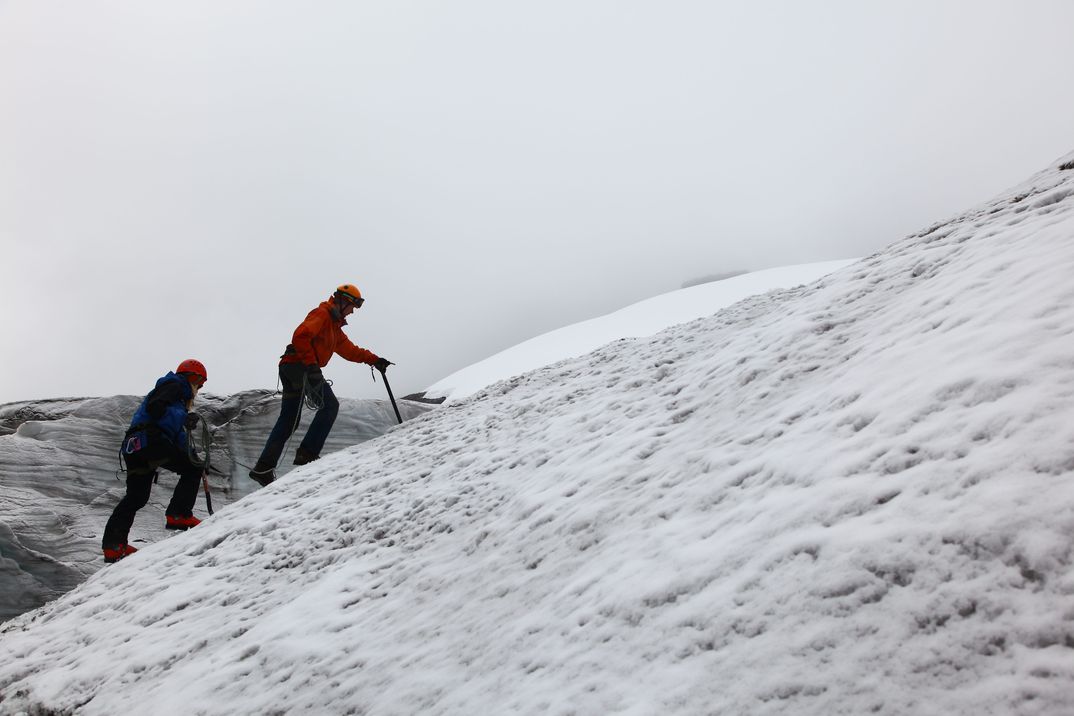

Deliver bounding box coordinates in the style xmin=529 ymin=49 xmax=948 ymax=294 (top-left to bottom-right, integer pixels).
xmin=256 ymin=363 xmax=339 ymax=468
xmin=102 ymin=445 xmax=201 ymax=549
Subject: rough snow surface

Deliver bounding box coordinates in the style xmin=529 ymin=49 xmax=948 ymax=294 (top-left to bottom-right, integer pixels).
xmin=2 ymin=154 xmax=1074 ymax=714
xmin=425 ymin=260 xmax=856 ymax=402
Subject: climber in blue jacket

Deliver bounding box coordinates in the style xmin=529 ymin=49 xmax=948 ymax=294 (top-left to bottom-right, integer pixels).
xmin=101 ymin=359 xmax=209 ymax=563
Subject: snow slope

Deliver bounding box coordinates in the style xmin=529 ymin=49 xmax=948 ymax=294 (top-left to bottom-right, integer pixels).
xmin=2 ymin=153 xmax=1074 ymax=714
xmin=425 ymin=260 xmax=856 ymax=402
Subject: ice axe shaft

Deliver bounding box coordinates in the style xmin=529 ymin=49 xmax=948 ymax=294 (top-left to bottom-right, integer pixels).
xmin=201 ymin=472 xmax=214 ymax=515
xmin=380 ymin=370 xmax=403 ymax=424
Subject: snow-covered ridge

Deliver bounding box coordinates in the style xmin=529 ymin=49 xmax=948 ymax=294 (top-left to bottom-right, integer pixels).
xmin=2 ymin=153 xmax=1074 ymax=714
xmin=424 ymin=260 xmax=857 ymax=402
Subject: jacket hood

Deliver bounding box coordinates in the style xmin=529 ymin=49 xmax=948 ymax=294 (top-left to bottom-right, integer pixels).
xmin=321 ymin=299 xmax=347 ymax=327
xmin=158 ymin=371 xmax=194 ymax=401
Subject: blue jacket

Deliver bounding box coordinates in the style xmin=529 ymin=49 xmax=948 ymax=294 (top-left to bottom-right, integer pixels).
xmin=128 ymin=372 xmax=193 ymax=453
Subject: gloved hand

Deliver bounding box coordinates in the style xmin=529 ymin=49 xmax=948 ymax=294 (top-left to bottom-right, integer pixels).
xmin=373 ymin=356 xmax=393 ymax=373
xmin=306 ymin=365 xmax=325 ymax=389
xmin=184 ymin=413 xmax=200 ymax=430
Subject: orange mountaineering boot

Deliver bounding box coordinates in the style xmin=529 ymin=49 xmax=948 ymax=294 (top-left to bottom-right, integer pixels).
xmin=103 ymin=543 xmax=138 ymax=563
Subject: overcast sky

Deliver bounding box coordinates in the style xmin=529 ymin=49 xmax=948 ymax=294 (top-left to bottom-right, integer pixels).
xmin=2 ymin=1 xmax=1073 ymax=403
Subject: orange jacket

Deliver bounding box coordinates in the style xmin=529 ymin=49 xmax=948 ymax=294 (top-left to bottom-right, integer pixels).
xmin=280 ymin=300 xmax=378 ymax=368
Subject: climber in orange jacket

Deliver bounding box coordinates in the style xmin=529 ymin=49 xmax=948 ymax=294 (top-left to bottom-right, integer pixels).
xmin=249 ymin=284 xmax=391 ymax=485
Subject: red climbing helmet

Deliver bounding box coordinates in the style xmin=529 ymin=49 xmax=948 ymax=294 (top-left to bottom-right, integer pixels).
xmin=176 ymin=359 xmax=208 ymax=383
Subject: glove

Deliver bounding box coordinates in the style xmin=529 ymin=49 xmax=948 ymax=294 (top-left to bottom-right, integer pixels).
xmin=305 ymin=366 xmax=325 ymax=389
xmin=184 ymin=413 xmax=200 ymax=430
xmin=373 ymin=356 xmax=393 ymax=373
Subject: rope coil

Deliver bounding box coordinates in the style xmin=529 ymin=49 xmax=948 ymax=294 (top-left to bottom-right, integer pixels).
xmin=303 ymin=373 xmax=330 ymax=411
xmin=186 ymin=413 xmax=212 ymax=471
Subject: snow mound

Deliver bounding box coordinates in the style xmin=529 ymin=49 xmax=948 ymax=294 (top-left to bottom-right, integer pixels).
xmin=2 ymin=153 xmax=1074 ymax=714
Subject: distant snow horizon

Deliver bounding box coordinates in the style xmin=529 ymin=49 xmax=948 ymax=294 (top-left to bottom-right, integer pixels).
xmin=680 ymin=270 xmax=748 ymax=289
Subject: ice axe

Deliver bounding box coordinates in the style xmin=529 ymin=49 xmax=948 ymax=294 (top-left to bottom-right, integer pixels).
xmin=373 ymin=363 xmax=403 ymax=424
xmin=187 ymin=412 xmax=215 ymax=515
